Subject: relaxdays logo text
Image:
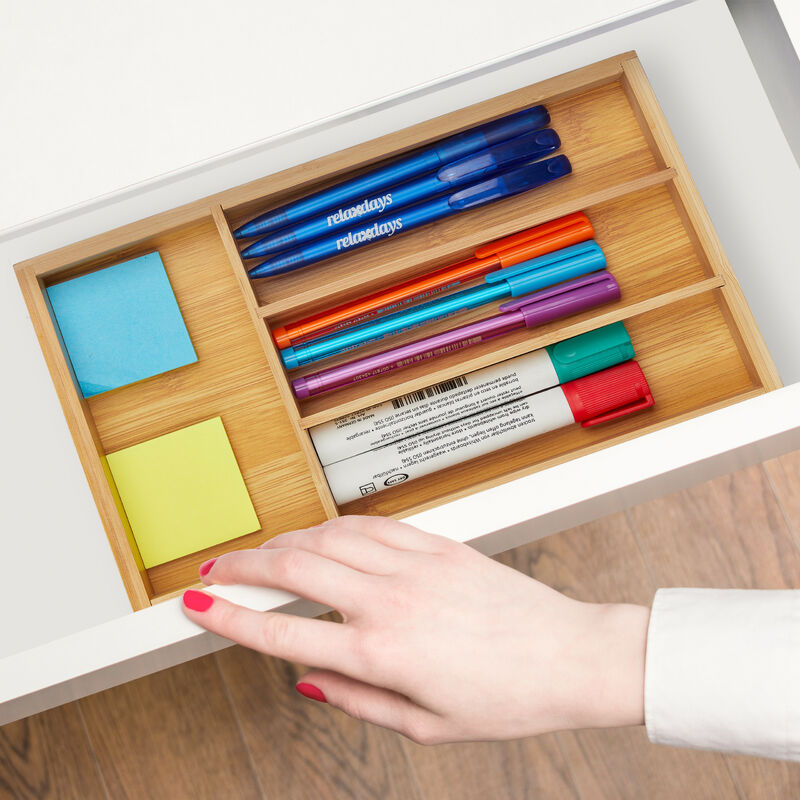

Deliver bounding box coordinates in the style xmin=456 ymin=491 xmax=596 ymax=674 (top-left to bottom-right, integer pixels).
xmin=327 ymin=193 xmax=393 ymax=227
xmin=335 ymin=218 xmax=404 ymax=251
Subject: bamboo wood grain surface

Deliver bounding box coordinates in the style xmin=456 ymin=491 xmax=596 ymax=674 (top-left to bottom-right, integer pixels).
xmin=3 ymin=450 xmax=799 ymax=799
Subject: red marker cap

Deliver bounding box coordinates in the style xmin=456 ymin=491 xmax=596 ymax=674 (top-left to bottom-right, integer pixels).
xmin=561 ymin=360 xmax=654 ymax=427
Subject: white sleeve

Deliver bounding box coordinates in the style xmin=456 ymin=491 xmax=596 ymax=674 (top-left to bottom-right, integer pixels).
xmin=644 ymin=588 xmax=800 ymax=761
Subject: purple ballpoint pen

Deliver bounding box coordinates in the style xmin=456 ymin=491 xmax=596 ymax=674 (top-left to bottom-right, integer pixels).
xmin=292 ymin=271 xmax=620 ymax=398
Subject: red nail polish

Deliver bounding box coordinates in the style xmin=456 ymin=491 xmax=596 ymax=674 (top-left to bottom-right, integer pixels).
xmin=183 ymin=589 xmax=214 ymax=612
xmin=296 ymin=682 xmax=327 ymax=703
xmin=199 ymin=558 xmax=217 ymax=577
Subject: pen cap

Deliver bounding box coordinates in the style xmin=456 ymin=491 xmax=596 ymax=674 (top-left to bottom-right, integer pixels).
xmin=282 ymin=346 xmax=300 ymax=370
xmin=561 ymin=360 xmax=654 ymax=427
xmin=488 ymin=239 xmax=606 ymax=297
xmin=437 ymin=129 xmax=560 ymax=183
xmin=545 ymin=321 xmax=634 ymax=383
xmin=476 ymin=211 xmax=595 ymax=268
xmin=500 ymin=271 xmax=619 ymax=327
xmin=293 ymin=374 xmax=319 ymax=399
xmin=434 ymin=106 xmax=550 ymax=162
xmin=449 ymin=155 xmax=571 ymax=211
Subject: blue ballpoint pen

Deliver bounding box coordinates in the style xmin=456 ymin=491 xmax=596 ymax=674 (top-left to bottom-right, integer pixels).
xmin=248 ymin=155 xmax=572 ymax=279
xmin=233 ymin=105 xmax=550 ymax=239
xmin=281 ymin=240 xmax=605 ymax=369
xmin=243 ymin=129 xmax=561 ymax=256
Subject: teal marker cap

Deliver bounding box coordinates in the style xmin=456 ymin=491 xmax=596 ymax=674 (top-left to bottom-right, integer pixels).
xmin=546 ymin=322 xmax=634 ymax=383
xmin=282 ymin=346 xmax=300 ymax=370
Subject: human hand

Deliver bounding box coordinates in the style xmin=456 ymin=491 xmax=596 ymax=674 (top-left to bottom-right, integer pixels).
xmin=182 ymin=516 xmax=649 ymax=744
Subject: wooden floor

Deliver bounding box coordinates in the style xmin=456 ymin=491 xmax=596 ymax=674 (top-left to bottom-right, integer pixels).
xmin=2 ymin=449 xmax=800 ymax=799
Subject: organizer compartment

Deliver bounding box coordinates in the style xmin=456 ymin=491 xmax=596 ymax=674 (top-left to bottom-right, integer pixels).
xmin=21 ymin=214 xmax=330 ymax=604
xmin=16 ymin=52 xmax=779 ymax=609
xmin=338 ymin=290 xmax=762 ymax=517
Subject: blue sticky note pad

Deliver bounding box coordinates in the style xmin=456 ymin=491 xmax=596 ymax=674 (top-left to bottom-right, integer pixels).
xmin=47 ymin=253 xmax=197 ymax=397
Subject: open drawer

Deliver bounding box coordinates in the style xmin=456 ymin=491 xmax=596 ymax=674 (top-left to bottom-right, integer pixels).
xmin=3 ymin=0 xmax=800 ymax=726
xmin=14 ymin=53 xmax=780 ymax=609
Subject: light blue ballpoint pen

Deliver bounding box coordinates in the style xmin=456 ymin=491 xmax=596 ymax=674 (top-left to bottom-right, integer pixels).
xmin=233 ymin=105 xmax=550 ymax=239
xmin=248 ymin=155 xmax=572 ymax=278
xmin=280 ymin=240 xmax=606 ymax=369
xmin=244 ymin=129 xmax=561 ymax=256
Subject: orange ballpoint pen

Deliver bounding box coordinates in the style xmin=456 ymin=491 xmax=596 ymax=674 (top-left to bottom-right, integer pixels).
xmin=272 ymin=211 xmax=594 ymax=349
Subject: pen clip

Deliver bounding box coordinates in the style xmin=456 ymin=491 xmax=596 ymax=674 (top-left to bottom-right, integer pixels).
xmin=488 ymin=239 xmax=603 ymax=280
xmin=499 ymin=271 xmax=619 ymax=328
xmin=475 ymin=212 xmax=595 ymax=265
xmin=486 ymin=239 xmax=605 ymax=296
xmin=437 ymin=129 xmax=560 ymax=184
xmin=498 ymin=271 xmax=615 ymax=312
xmin=448 ymin=155 xmax=572 ymax=211
xmin=581 ymin=393 xmax=655 ymax=427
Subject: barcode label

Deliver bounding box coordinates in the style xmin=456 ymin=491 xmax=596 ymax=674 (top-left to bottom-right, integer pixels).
xmin=391 ymin=375 xmax=468 ymax=409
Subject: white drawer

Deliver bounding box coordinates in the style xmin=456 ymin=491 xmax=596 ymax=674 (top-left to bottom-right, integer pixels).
xmin=1 ymin=0 xmax=799 ymax=724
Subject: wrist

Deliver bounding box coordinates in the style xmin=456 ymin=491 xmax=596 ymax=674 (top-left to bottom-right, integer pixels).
xmin=594 ymin=602 xmax=650 ymax=727
xmin=568 ymin=601 xmax=650 ymax=730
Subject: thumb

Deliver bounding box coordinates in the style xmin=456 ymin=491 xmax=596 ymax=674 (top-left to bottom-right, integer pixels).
xmin=295 ymin=669 xmax=443 ymax=745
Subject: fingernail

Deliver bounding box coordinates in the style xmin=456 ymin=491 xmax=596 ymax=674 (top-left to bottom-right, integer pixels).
xmin=183 ymin=589 xmax=214 ymax=612
xmin=199 ymin=558 xmax=217 ymax=577
xmin=296 ymin=682 xmax=327 ymax=703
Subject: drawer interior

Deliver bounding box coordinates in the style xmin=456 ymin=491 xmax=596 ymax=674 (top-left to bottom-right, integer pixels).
xmin=15 ymin=52 xmax=779 ymax=608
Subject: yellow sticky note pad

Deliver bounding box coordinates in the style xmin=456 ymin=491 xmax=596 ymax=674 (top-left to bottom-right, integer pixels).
xmin=106 ymin=417 xmax=260 ymax=568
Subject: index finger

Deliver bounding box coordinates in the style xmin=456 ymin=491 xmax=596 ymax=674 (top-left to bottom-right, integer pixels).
xmin=182 ymin=590 xmax=358 ymax=675
xmin=202 ymin=547 xmax=374 ymax=617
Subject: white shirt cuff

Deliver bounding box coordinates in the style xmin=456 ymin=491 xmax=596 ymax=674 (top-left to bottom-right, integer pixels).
xmin=645 ymin=588 xmax=800 ymax=761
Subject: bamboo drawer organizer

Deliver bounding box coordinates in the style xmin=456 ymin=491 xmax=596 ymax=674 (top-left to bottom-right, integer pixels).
xmin=16 ymin=52 xmax=780 ymax=610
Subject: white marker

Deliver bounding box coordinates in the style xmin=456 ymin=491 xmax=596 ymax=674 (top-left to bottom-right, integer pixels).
xmin=324 ymin=361 xmax=653 ymax=505
xmin=311 ymin=323 xmax=633 ymax=466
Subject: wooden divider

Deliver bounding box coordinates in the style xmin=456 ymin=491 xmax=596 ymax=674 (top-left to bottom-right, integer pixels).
xmin=211 ymin=205 xmax=339 ymax=518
